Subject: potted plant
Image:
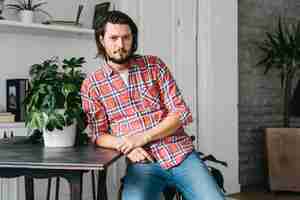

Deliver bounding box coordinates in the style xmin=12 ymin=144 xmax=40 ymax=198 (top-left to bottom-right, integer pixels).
xmin=6 ymin=0 xmax=51 ymax=23
xmin=256 ymin=18 xmax=300 ymax=191
xmin=24 ymin=56 xmax=87 ymax=147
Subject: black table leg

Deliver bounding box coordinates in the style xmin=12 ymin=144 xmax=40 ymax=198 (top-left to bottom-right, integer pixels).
xmin=46 ymin=178 xmax=52 ymax=200
xmin=64 ymin=171 xmax=83 ymax=200
xmin=97 ymin=170 xmax=107 ymax=200
xmin=55 ymin=177 xmax=60 ymax=200
xmin=91 ymin=170 xmax=96 ymax=200
xmin=25 ymin=176 xmax=34 ymax=200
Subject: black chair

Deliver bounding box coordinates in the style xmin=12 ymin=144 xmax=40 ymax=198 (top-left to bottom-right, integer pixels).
xmin=117 ymin=152 xmax=227 ymax=200
xmin=117 ymin=135 xmax=228 ymax=200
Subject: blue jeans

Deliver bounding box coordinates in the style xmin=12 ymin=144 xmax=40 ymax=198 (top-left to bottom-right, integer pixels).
xmin=122 ymin=151 xmax=225 ymax=200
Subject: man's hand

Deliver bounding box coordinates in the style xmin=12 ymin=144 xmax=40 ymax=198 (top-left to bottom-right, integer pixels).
xmin=117 ymin=134 xmax=150 ymax=154
xmin=126 ymin=147 xmax=154 ymax=163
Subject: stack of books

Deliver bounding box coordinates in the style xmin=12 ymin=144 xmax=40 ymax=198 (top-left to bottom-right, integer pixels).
xmin=0 ymin=112 xmax=15 ymax=123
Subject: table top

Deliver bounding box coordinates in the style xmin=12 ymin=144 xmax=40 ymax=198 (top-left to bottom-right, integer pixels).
xmin=0 ymin=137 xmax=121 ymax=170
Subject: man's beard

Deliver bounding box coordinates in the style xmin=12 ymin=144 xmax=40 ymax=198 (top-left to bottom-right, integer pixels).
xmin=107 ymin=49 xmax=133 ymax=64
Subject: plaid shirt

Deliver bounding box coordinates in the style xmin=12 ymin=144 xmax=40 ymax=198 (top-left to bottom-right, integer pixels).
xmin=81 ymin=55 xmax=194 ymax=169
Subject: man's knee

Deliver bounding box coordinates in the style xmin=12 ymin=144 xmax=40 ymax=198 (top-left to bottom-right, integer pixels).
xmin=121 ymin=181 xmax=162 ymax=200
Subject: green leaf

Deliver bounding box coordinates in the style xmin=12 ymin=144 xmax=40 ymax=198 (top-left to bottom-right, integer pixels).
xmin=5 ymin=4 xmax=24 ymax=11
xmin=62 ymin=83 xmax=76 ymax=97
xmin=28 ymin=111 xmax=47 ymax=130
xmin=32 ymin=2 xmax=47 ymax=9
xmin=46 ymin=112 xmax=65 ymax=131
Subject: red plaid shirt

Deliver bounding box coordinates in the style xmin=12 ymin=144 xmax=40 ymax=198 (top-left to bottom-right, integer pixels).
xmin=81 ymin=55 xmax=194 ymax=169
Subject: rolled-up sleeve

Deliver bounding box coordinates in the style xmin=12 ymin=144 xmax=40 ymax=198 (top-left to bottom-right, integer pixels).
xmin=81 ymin=78 xmax=109 ymax=143
xmin=155 ymin=57 xmax=193 ymax=127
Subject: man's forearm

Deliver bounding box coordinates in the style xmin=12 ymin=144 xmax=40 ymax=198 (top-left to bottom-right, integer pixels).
xmin=95 ymin=134 xmax=121 ymax=150
xmin=143 ymin=112 xmax=182 ymax=144
xmin=98 ymin=112 xmax=182 ymax=154
xmin=113 ymin=113 xmax=181 ymax=154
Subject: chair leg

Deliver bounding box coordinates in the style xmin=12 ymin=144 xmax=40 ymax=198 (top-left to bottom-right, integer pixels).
xmin=117 ymin=178 xmax=124 ymax=200
xmin=91 ymin=170 xmax=96 ymax=200
xmin=163 ymin=188 xmax=176 ymax=200
xmin=175 ymin=191 xmax=182 ymax=200
xmin=97 ymin=170 xmax=107 ymax=200
xmin=55 ymin=177 xmax=60 ymax=200
xmin=46 ymin=178 xmax=52 ymax=200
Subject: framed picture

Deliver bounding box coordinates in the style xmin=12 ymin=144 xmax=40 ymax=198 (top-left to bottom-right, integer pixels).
xmin=93 ymin=2 xmax=110 ymax=29
xmin=6 ymin=79 xmax=28 ymax=122
xmin=7 ymin=85 xmax=17 ymax=110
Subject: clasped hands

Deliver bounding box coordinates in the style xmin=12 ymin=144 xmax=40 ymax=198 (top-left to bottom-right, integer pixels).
xmin=116 ymin=134 xmax=154 ymax=163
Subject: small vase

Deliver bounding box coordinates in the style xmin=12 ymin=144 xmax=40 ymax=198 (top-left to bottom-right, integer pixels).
xmin=43 ymin=123 xmax=77 ymax=147
xmin=19 ymin=10 xmax=34 ymax=23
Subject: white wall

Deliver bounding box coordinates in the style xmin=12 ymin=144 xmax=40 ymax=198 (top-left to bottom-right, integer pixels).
xmin=0 ymin=32 xmax=99 ymax=110
xmin=204 ymin=0 xmax=239 ymax=193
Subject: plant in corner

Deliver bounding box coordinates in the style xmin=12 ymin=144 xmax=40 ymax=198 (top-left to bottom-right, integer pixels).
xmin=256 ymin=18 xmax=300 ymax=191
xmin=24 ymin=56 xmax=88 ymax=147
xmin=256 ymin=18 xmax=300 ymax=127
xmin=6 ymin=0 xmax=51 ymax=23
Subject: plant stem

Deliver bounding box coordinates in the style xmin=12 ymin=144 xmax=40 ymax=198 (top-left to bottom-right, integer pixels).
xmin=283 ymin=68 xmax=293 ymax=127
xmin=28 ymin=0 xmax=32 ymax=10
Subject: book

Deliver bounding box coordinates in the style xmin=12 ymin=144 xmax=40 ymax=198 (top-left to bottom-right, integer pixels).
xmin=0 ymin=112 xmax=14 ymax=115
xmin=0 ymin=112 xmax=15 ymax=123
xmin=6 ymin=79 xmax=28 ymax=122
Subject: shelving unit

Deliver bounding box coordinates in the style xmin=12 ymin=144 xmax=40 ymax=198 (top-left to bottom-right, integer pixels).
xmin=0 ymin=122 xmax=27 ymax=138
xmin=0 ymin=20 xmax=94 ymax=38
xmin=0 ymin=122 xmax=25 ymax=129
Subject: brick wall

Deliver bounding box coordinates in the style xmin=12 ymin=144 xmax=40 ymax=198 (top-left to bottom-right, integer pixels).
xmin=238 ymin=0 xmax=300 ymax=189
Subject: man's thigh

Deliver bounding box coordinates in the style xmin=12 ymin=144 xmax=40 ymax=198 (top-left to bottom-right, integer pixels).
xmin=171 ymin=152 xmax=225 ymax=200
xmin=122 ymin=163 xmax=167 ymax=200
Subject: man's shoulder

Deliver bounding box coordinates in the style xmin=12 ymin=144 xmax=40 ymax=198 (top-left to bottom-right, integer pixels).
xmin=132 ymin=55 xmax=165 ymax=71
xmin=133 ymin=55 xmax=162 ymax=65
xmin=82 ymin=67 xmax=106 ymax=88
xmin=87 ymin=67 xmax=106 ymax=80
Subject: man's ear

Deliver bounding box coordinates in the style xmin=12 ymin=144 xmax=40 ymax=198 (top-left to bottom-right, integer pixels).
xmin=100 ymin=36 xmax=104 ymax=45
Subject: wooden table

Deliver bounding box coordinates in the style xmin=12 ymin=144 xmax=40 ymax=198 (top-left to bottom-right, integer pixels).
xmin=0 ymin=138 xmax=121 ymax=200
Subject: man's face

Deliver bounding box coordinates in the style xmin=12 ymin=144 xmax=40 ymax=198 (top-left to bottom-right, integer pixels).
xmin=101 ymin=23 xmax=133 ymax=64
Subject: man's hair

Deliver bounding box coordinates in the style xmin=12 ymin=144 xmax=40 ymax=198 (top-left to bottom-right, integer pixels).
xmin=94 ymin=10 xmax=138 ymax=59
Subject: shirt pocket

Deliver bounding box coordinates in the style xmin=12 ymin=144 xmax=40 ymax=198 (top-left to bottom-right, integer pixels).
xmin=108 ymin=111 xmax=124 ymax=122
xmin=139 ymin=83 xmax=161 ymax=110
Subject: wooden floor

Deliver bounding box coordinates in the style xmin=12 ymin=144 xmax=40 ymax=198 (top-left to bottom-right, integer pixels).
xmin=228 ymin=191 xmax=300 ymax=200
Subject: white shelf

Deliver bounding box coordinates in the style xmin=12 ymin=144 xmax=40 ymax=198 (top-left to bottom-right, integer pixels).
xmin=0 ymin=122 xmax=25 ymax=129
xmin=0 ymin=20 xmax=94 ymax=38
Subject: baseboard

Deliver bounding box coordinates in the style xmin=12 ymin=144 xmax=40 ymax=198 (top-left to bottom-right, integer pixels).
xmin=226 ymin=197 xmax=238 ymax=200
xmin=225 ymin=181 xmax=241 ymax=194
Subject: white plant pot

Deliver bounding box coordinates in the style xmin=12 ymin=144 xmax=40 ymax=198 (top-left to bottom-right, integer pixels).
xmin=19 ymin=10 xmax=34 ymax=24
xmin=43 ymin=123 xmax=77 ymax=147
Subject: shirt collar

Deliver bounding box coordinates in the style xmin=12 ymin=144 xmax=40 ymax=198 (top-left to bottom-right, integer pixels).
xmin=102 ymin=63 xmax=113 ymax=76
xmin=102 ymin=60 xmax=135 ymax=77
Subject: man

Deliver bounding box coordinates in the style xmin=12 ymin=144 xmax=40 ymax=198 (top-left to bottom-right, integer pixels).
xmin=81 ymin=10 xmax=224 ymax=200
